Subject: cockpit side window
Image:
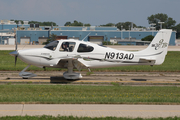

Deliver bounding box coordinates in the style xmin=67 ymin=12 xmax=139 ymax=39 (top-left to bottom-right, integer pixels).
xmin=77 ymin=43 xmax=94 ymax=52
xmin=59 ymin=42 xmax=76 ymax=52
xmin=44 ymin=41 xmax=59 ymax=51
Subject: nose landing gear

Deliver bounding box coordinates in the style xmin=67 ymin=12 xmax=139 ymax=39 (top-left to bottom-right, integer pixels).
xmin=19 ymin=65 xmax=36 ymax=79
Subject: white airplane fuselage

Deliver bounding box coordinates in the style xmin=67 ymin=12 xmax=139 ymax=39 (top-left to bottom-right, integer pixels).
xmin=17 ymin=42 xmax=149 ymax=68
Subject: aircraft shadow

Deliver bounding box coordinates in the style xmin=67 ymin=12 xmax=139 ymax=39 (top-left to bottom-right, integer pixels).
xmin=50 ymin=76 xmax=79 ymax=84
xmin=131 ymin=79 xmax=147 ymax=81
xmin=3 ymin=77 xmax=79 ymax=84
xmin=5 ymin=77 xmax=50 ymax=80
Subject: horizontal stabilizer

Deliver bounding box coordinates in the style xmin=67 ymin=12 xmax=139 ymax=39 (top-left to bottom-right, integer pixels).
xmin=139 ymin=57 xmax=156 ymax=61
xmin=139 ymin=57 xmax=156 ymax=65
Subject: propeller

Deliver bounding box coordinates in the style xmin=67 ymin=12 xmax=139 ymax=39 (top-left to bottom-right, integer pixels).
xmin=9 ymin=38 xmax=18 ymax=66
xmin=15 ymin=38 xmax=17 ymax=51
xmin=15 ymin=55 xmax=18 ymax=66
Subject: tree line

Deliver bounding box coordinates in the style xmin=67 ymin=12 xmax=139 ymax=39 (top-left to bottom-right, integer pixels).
xmin=64 ymin=20 xmax=91 ymax=27
xmin=11 ymin=13 xmax=180 ymax=39
xmin=64 ymin=13 xmax=180 ymax=39
xmin=10 ymin=20 xmax=57 ymax=26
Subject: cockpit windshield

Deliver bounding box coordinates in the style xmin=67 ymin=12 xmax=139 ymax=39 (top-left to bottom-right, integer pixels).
xmin=44 ymin=41 xmax=59 ymax=51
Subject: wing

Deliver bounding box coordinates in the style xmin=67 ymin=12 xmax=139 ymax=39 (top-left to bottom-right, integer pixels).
xmin=56 ymin=58 xmax=87 ymax=71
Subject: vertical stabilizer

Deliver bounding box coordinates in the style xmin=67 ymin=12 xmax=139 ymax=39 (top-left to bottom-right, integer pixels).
xmin=139 ymin=29 xmax=172 ymax=65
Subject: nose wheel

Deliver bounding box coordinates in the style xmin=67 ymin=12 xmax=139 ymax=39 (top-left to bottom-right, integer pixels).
xmin=19 ymin=65 xmax=36 ymax=79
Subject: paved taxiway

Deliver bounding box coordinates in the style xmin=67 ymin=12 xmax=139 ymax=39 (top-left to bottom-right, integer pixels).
xmin=0 ymin=104 xmax=180 ymax=118
xmin=0 ymin=71 xmax=180 ymax=85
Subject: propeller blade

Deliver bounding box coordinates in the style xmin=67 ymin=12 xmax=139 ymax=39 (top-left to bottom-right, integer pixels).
xmin=15 ymin=39 xmax=17 ymax=51
xmin=10 ymin=37 xmax=18 ymax=66
xmin=15 ymin=55 xmax=17 ymax=66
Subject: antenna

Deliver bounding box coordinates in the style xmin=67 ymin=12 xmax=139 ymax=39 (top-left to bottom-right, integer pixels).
xmin=82 ymin=32 xmax=91 ymax=41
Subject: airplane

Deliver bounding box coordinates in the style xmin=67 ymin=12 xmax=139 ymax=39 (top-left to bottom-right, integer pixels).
xmin=10 ymin=29 xmax=172 ymax=80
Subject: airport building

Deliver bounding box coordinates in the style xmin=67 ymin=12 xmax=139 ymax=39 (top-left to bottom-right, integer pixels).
xmin=0 ymin=20 xmax=176 ymax=45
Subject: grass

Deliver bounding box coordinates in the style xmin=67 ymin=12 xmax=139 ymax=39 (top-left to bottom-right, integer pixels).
xmin=0 ymin=115 xmax=180 ymax=120
xmin=86 ymin=71 xmax=94 ymax=75
xmin=0 ymin=51 xmax=180 ymax=72
xmin=0 ymin=85 xmax=180 ymax=104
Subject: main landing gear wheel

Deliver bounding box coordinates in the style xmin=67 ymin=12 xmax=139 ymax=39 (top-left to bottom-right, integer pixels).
xmin=63 ymin=60 xmax=82 ymax=80
xmin=63 ymin=71 xmax=82 ymax=80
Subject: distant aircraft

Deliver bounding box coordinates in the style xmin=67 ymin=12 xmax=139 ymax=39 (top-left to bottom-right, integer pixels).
xmin=10 ymin=29 xmax=172 ymax=79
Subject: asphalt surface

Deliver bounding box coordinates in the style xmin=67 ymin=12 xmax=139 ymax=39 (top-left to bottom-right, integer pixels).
xmin=0 ymin=104 xmax=180 ymax=118
xmin=0 ymin=71 xmax=180 ymax=85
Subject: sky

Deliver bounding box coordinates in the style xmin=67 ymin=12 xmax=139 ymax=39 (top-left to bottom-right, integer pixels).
xmin=0 ymin=0 xmax=180 ymax=27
